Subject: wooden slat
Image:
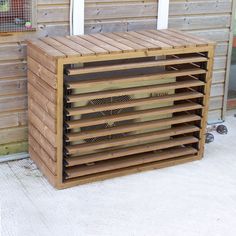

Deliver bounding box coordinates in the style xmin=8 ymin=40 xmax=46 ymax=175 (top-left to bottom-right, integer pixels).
xmin=0 ymin=126 xmax=27 ymax=145
xmin=66 ymin=56 xmax=208 ymax=75
xmin=29 ymin=146 xmax=57 ymax=187
xmin=65 ymin=135 xmax=198 ymax=164
xmin=53 ymin=37 xmax=95 ymax=56
xmin=66 ymin=102 xmax=202 ymax=129
xmin=40 ymin=38 xmax=79 ymax=57
xmin=163 ymin=29 xmax=201 ymax=46
xmin=66 ymin=114 xmax=201 ymax=141
xmin=91 ymin=34 xmax=134 ymax=52
xmin=148 ymin=30 xmax=193 ymax=48
xmin=80 ymin=34 xmax=122 ymax=53
xmin=67 ymin=68 xmax=206 ymax=90
xmin=28 ymin=109 xmax=56 ymax=147
xmin=0 ymin=111 xmax=27 ymax=130
xmin=27 ymin=43 xmax=58 ymax=74
xmin=67 ymin=79 xmax=205 ymax=103
xmin=28 ymin=83 xmax=56 ymax=118
xmin=138 ymin=30 xmax=179 ymax=48
xmin=114 ymin=32 xmax=158 ymax=50
xmin=168 ymin=29 xmax=215 ymax=46
xmin=63 ymin=154 xmax=198 ymax=188
xmin=68 ymin=36 xmax=108 ymax=55
xmin=143 ymin=31 xmax=184 ymax=48
xmin=160 ymin=29 xmax=197 ymax=47
xmin=28 ymin=70 xmax=56 ymax=103
xmin=65 ymin=125 xmax=199 ymax=156
xmin=27 ymin=40 xmax=65 ymax=58
xmin=103 ymin=33 xmax=147 ymax=51
xmin=0 ymin=94 xmax=27 ymax=113
xmin=28 ymin=97 xmax=56 ymax=132
xmin=28 ymin=123 xmax=56 ymax=161
xmin=130 ymin=31 xmax=171 ymax=49
xmin=65 ymin=147 xmax=198 ymax=178
xmin=29 ymin=135 xmax=57 ymax=175
xmin=27 ymin=57 xmax=57 ymax=89
xmin=67 ymin=91 xmax=203 ymax=116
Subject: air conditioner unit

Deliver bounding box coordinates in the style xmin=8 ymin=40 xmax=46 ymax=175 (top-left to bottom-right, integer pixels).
xmin=67 ymin=71 xmax=176 ymax=151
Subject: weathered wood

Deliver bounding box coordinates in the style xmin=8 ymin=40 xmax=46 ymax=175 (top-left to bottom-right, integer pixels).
xmin=0 ymin=141 xmax=28 ymax=156
xmin=0 ymin=111 xmax=27 ymax=129
xmin=0 ymin=95 xmax=27 ymax=113
xmin=211 ymin=83 xmax=224 ymax=97
xmin=0 ymin=61 xmax=26 ymax=79
xmin=0 ymin=78 xmax=27 ymax=96
xmin=0 ymin=126 xmax=28 ymax=145
xmin=0 ymin=43 xmax=26 ymax=61
xmin=209 ymin=96 xmax=223 ymax=110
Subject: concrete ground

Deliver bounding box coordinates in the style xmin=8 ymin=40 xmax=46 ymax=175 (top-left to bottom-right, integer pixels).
xmin=1 ymin=114 xmax=236 ymax=236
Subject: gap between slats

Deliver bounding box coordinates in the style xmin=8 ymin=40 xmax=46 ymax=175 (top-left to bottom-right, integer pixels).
xmin=66 ymin=91 xmax=203 ymax=116
xmin=65 ymin=114 xmax=201 ymax=141
xmin=65 ymin=102 xmax=202 ymax=129
xmin=65 ymin=125 xmax=199 ymax=157
xmin=64 ymin=136 xmax=198 ymax=178
xmin=66 ymin=68 xmax=206 ymax=92
xmin=66 ymin=78 xmax=205 ymax=103
xmin=66 ymin=57 xmax=208 ymax=75
xmin=65 ymin=136 xmax=198 ymax=163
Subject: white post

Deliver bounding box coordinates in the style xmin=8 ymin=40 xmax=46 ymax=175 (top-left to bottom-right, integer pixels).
xmin=157 ymin=0 xmax=170 ymax=30
xmin=70 ymin=0 xmax=85 ymax=35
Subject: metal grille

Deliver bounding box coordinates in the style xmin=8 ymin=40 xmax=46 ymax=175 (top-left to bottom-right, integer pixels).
xmin=0 ymin=0 xmax=35 ymax=33
xmin=80 ymin=96 xmax=135 ymax=143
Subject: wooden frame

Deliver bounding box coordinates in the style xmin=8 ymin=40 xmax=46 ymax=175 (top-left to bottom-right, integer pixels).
xmin=27 ymin=29 xmax=215 ymax=189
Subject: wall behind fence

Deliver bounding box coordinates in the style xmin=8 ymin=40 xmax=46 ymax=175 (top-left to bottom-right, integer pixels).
xmin=0 ymin=0 xmax=233 ymax=155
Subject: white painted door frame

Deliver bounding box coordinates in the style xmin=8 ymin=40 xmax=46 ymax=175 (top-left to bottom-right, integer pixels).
xmin=70 ymin=0 xmax=170 ymax=35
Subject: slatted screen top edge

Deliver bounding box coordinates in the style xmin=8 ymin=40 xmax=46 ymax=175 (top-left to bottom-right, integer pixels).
xmin=27 ymin=29 xmax=215 ymax=189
